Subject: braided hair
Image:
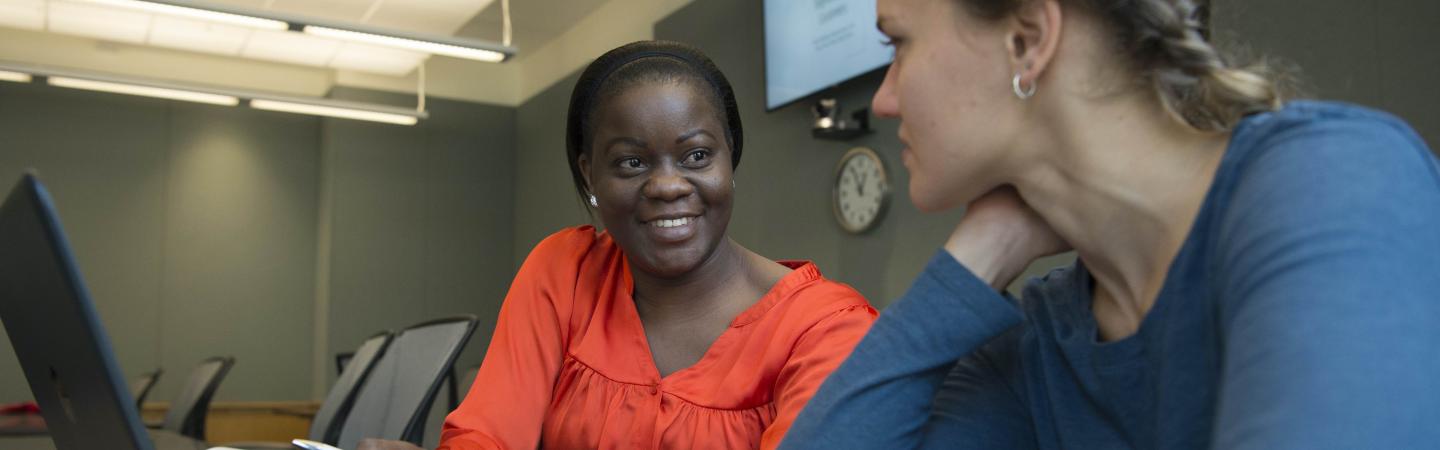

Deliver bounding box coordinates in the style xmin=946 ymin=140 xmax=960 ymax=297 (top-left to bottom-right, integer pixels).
xmin=959 ymin=0 xmax=1282 ymax=131
xmin=565 ymin=40 xmax=744 ymax=207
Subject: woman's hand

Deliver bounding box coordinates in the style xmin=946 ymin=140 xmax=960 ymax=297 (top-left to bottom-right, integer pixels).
xmin=944 ymin=185 xmax=1069 ymax=290
xmin=355 ymin=439 xmax=426 ymax=450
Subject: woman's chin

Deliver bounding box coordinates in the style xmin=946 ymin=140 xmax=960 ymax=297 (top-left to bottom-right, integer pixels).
xmin=910 ymin=183 xmax=958 ymax=213
xmin=634 ymin=248 xmax=708 ymax=279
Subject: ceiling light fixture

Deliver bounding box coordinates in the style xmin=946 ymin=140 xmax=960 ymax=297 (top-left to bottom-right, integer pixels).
xmin=48 ymin=77 xmax=240 ymax=106
xmin=82 ymin=0 xmax=288 ymax=31
xmin=0 ymin=61 xmax=426 ymax=126
xmin=125 ymin=0 xmax=516 ymax=62
xmin=0 ymin=70 xmax=33 ymax=83
xmin=302 ymin=26 xmax=506 ymax=63
xmin=250 ymin=99 xmax=418 ymax=126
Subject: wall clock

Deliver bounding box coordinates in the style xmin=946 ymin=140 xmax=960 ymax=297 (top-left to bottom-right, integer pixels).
xmin=832 ymin=146 xmax=890 ymax=234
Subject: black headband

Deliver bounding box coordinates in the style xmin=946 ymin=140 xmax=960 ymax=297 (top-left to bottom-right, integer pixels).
xmin=584 ymin=50 xmax=728 ymax=117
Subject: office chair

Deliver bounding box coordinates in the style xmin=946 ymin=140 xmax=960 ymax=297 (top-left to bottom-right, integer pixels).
xmin=226 ymin=331 xmax=395 ymax=449
xmin=130 ymin=368 xmax=163 ymax=410
xmin=334 ymin=315 xmax=478 ymax=449
xmin=160 ymin=356 xmax=235 ymax=441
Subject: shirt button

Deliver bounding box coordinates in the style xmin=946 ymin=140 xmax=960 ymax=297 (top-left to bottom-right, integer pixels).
xmin=650 ymin=386 xmax=659 ymax=395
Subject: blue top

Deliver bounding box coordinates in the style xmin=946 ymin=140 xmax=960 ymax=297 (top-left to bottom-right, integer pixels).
xmin=781 ymin=101 xmax=1440 ymax=449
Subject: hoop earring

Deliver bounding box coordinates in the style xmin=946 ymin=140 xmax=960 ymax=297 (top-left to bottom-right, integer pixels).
xmin=588 ymin=194 xmax=598 ymax=207
xmin=1012 ymin=73 xmax=1036 ymax=100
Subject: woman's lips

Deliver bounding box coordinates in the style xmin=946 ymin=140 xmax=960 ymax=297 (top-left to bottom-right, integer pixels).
xmin=643 ymin=215 xmax=699 ymax=243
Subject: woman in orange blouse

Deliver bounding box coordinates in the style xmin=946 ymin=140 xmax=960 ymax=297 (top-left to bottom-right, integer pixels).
xmin=438 ymin=41 xmax=876 ymax=450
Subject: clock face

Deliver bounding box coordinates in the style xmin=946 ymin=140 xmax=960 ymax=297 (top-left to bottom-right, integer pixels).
xmin=833 ymin=147 xmax=889 ymax=234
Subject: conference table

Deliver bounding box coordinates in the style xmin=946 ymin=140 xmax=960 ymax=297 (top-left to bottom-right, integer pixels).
xmin=0 ymin=413 xmax=208 ymax=450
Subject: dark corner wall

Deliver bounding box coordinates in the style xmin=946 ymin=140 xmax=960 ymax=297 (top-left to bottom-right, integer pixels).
xmin=1212 ymin=0 xmax=1440 ymax=148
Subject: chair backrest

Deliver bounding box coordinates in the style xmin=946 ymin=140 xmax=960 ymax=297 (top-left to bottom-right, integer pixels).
xmin=336 ymin=315 xmax=478 ymax=449
xmin=309 ymin=331 xmax=394 ymax=444
xmin=130 ymin=369 xmax=163 ymax=410
xmin=335 ymin=352 xmax=354 ymax=376
xmin=423 ymin=365 xmax=481 ymax=448
xmin=161 ymin=356 xmax=235 ymax=440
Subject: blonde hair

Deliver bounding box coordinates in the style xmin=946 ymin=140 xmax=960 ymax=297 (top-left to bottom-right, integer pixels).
xmin=960 ymin=0 xmax=1283 ymax=131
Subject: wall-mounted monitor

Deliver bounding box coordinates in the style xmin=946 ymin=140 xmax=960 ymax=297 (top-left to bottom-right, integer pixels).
xmin=764 ymin=0 xmax=894 ymax=111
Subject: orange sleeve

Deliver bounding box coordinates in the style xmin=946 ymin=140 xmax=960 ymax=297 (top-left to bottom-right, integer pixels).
xmin=759 ymin=299 xmax=878 ymax=449
xmin=439 ymin=229 xmax=590 ymax=450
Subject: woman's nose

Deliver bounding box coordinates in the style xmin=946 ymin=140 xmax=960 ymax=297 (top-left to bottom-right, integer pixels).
xmin=872 ymin=64 xmax=901 ymax=119
xmin=642 ymin=167 xmax=696 ymax=201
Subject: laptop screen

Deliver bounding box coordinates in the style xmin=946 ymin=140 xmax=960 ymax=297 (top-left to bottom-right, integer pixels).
xmin=0 ymin=173 xmax=152 ymax=450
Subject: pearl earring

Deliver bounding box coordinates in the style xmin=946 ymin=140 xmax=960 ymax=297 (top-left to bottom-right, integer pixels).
xmin=588 ymin=194 xmax=598 ymax=207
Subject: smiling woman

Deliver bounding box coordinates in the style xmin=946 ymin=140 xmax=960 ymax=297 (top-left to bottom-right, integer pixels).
xmin=432 ymin=41 xmax=878 ymax=450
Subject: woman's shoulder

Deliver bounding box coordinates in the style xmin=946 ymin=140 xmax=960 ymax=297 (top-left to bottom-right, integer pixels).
xmin=743 ymin=261 xmax=876 ymax=330
xmin=1228 ymin=101 xmax=1437 ymax=176
xmin=1205 ymin=102 xmax=1440 ymax=303
xmin=515 ymin=225 xmax=622 ymax=283
xmin=1213 ymin=101 xmax=1440 ymax=228
xmin=522 ymin=225 xmax=613 ymax=263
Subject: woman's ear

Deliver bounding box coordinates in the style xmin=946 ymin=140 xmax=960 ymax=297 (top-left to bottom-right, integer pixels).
xmin=1006 ymin=0 xmax=1063 ymax=91
xmin=578 ymin=153 xmax=594 ymax=197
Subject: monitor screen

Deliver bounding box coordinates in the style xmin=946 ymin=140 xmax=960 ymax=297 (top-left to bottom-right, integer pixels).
xmin=764 ymin=0 xmax=894 ymax=110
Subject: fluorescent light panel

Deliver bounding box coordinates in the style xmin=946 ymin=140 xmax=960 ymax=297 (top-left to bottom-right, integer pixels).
xmin=0 ymin=70 xmax=33 ymax=83
xmin=250 ymin=99 xmax=418 ymax=125
xmin=85 ymin=0 xmax=288 ymax=30
xmin=47 ymin=76 xmax=240 ymax=106
xmin=303 ymin=26 xmax=506 ymax=63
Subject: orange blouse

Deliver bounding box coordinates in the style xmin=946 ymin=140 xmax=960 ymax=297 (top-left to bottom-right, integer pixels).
xmin=439 ymin=226 xmax=876 ymax=450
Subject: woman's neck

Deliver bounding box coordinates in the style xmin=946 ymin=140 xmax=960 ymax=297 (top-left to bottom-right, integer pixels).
xmin=1013 ymin=91 xmax=1229 ymax=340
xmin=629 ymin=238 xmax=752 ymax=324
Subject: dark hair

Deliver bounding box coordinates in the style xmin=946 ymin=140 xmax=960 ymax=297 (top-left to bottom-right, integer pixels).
xmin=565 ymin=40 xmax=744 ymax=207
xmin=958 ymin=0 xmax=1281 ymax=131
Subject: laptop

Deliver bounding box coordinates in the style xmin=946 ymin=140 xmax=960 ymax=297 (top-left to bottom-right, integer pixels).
xmin=0 ymin=173 xmax=202 ymax=450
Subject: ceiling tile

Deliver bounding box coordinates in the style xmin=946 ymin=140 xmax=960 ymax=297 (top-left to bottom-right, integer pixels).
xmin=0 ymin=0 xmax=45 ymax=31
xmin=148 ymin=16 xmax=252 ymax=56
xmin=241 ymin=29 xmax=341 ymax=67
xmin=365 ymin=0 xmax=493 ymax=34
xmin=268 ymin=0 xmax=373 ymax=22
xmin=47 ymin=1 xmax=152 ymax=44
xmin=328 ymin=42 xmax=426 ymax=76
xmin=202 ymin=0 xmax=269 ymax=9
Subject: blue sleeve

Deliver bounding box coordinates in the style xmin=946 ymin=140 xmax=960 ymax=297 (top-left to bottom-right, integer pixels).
xmin=920 ymin=330 xmax=1036 ymax=449
xmin=1211 ymin=112 xmax=1440 ymax=448
xmin=780 ymin=251 xmax=1025 ymax=450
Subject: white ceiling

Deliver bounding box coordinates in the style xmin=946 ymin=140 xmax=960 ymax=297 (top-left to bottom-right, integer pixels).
xmin=456 ymin=0 xmax=609 ymax=60
xmin=0 ymin=0 xmax=610 ymax=76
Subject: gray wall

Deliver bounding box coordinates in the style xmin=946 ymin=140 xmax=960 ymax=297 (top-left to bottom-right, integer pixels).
xmin=321 ymin=87 xmax=515 ymax=385
xmin=1212 ymin=0 xmax=1440 ymax=148
xmin=0 ymin=82 xmax=516 ymax=404
xmin=0 ymin=81 xmax=321 ymax=402
xmin=512 ymin=72 xmax=591 ymax=266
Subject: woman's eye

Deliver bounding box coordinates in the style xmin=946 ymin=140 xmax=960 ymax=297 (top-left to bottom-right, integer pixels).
xmin=686 ymin=150 xmax=710 ymax=163
xmin=617 ymin=157 xmax=645 ymax=171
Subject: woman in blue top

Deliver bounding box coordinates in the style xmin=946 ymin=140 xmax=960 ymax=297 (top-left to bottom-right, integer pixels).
xmin=781 ymin=0 xmax=1440 ymax=448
